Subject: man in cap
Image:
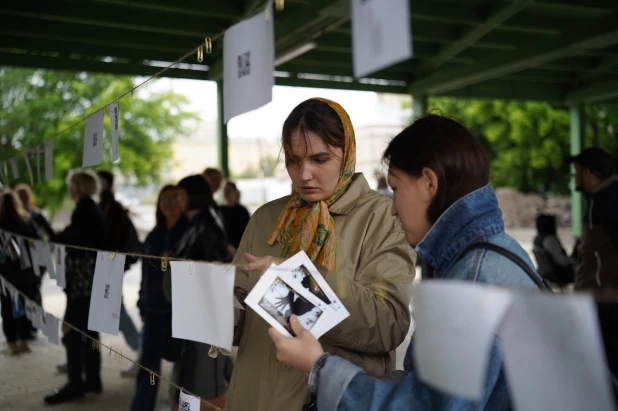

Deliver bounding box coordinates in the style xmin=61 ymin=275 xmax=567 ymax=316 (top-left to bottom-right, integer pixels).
xmin=567 ymin=147 xmax=618 ymax=290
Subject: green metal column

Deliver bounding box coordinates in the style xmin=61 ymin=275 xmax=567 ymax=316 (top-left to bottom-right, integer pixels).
xmin=569 ymin=104 xmax=585 ymax=239
xmin=412 ymin=94 xmax=428 ymax=119
xmin=217 ymin=80 xmax=229 ymax=178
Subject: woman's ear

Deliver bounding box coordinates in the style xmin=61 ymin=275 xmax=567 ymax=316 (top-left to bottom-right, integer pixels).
xmin=421 ymin=167 xmax=439 ymax=198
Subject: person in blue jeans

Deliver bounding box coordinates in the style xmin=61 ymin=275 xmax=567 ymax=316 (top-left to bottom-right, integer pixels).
xmin=130 ymin=185 xmax=188 ymax=411
xmin=269 ymin=114 xmax=541 ymax=410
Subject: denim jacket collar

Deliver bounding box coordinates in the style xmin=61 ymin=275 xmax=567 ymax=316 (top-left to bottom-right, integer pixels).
xmin=415 ymin=185 xmax=504 ymax=274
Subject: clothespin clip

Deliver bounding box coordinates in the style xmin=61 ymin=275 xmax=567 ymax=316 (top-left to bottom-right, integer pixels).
xmin=265 ymin=4 xmax=270 ymax=21
xmin=161 ymin=257 xmax=168 ymax=272
xmin=189 ymin=262 xmax=194 ymax=275
xmin=205 ymin=37 xmax=212 ymax=54
xmin=109 ymin=346 xmax=113 ymax=357
xmin=275 ymin=0 xmax=284 ymax=11
xmin=197 ymin=46 xmax=204 ymax=63
xmin=130 ymin=89 xmax=134 ymax=97
xmin=108 ymin=251 xmax=117 ymax=261
xmin=117 ymin=350 xmax=123 ymax=363
xmin=150 ymin=372 xmax=155 ymax=385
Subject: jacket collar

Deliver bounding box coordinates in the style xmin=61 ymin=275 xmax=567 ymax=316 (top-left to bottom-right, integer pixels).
xmin=591 ymin=175 xmax=618 ymax=195
xmin=329 ymin=173 xmax=370 ymax=215
xmin=415 ymin=185 xmax=504 ymax=273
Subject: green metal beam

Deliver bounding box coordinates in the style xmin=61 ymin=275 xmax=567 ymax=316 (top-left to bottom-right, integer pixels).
xmin=277 ymin=63 xmax=410 ymax=81
xmin=565 ymin=80 xmax=618 ymax=104
xmin=409 ymin=12 xmax=618 ymax=95
xmin=0 ymin=52 xmax=211 ymax=81
xmin=216 ymin=80 xmax=229 ymax=178
xmin=68 ymin=0 xmax=243 ymax=20
xmin=0 ymin=1 xmax=225 ymax=38
xmin=426 ymin=0 xmax=534 ymax=69
xmin=275 ymin=75 xmax=407 ymax=94
xmin=434 ymin=79 xmax=566 ymax=104
xmin=569 ymin=104 xmax=585 ymax=239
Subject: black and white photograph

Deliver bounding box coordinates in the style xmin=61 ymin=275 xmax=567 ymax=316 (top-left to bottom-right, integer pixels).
xmin=290 ymin=264 xmax=332 ymax=305
xmin=258 ymin=276 xmax=324 ymax=336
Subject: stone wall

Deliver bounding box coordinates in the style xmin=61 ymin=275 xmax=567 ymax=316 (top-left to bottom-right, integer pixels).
xmin=495 ymin=187 xmax=572 ymax=228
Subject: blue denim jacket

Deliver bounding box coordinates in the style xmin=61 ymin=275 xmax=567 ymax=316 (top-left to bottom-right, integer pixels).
xmin=315 ymin=185 xmax=539 ymax=411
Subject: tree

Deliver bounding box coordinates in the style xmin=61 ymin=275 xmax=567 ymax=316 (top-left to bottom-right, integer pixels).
xmin=0 ymin=68 xmax=197 ymax=212
xmin=409 ymin=97 xmax=618 ymax=195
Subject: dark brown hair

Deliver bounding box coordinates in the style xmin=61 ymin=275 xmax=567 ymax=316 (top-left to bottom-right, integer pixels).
xmin=155 ymin=185 xmax=180 ymax=231
xmin=281 ymin=99 xmax=345 ymax=163
xmin=0 ymin=189 xmax=29 ymax=224
xmin=383 ymin=114 xmax=490 ymax=224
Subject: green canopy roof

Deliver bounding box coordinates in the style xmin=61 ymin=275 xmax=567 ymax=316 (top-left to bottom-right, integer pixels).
xmin=1 ymin=0 xmax=617 ymax=104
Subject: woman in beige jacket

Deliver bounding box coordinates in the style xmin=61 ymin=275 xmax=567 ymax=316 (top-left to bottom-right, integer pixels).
xmin=227 ymin=98 xmax=415 ymax=411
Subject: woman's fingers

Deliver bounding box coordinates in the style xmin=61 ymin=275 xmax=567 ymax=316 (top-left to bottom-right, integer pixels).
xmin=289 ymin=315 xmax=306 ymax=337
xmin=244 ymin=252 xmax=259 ymax=262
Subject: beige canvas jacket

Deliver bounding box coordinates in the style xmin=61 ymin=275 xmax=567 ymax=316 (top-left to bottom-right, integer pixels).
xmin=226 ymin=174 xmax=416 ymax=411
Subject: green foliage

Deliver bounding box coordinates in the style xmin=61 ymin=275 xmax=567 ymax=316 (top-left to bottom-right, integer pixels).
xmin=415 ymin=97 xmax=618 ymax=195
xmin=0 ymin=68 xmax=197 ymax=212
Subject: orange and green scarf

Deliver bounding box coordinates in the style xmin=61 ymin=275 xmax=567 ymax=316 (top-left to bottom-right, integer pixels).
xmin=267 ymin=98 xmax=356 ymax=270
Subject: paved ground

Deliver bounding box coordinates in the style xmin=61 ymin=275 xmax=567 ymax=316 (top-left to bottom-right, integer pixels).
xmin=0 ymin=227 xmax=573 ymax=410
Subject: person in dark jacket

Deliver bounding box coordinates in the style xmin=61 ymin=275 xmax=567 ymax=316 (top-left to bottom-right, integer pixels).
xmin=220 ymin=181 xmax=250 ymax=252
xmin=163 ymin=175 xmax=232 ymax=411
xmin=0 ymin=190 xmax=41 ymax=355
xmin=532 ymin=214 xmax=575 ymax=287
xmin=14 ymin=183 xmax=54 ymax=339
xmin=567 ymin=148 xmax=618 ymax=291
xmin=130 ymin=185 xmax=188 ymax=411
xmin=44 ymin=170 xmax=105 ymax=405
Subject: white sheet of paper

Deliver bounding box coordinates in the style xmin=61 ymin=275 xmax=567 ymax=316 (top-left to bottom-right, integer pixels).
xmin=26 ymin=240 xmax=41 ymax=276
xmin=43 ymin=313 xmax=60 ymax=346
xmin=33 ymin=305 xmax=44 ymax=329
xmin=109 ymin=101 xmax=120 ymax=163
xmin=178 ymin=390 xmax=201 ymax=411
xmin=82 ymin=110 xmax=105 ymax=167
xmin=36 ymin=241 xmax=55 ymax=279
xmin=351 ymin=0 xmax=412 ymax=79
xmin=10 ymin=158 xmax=19 ymax=179
xmin=171 ymin=262 xmax=236 ymax=350
xmin=0 ymin=276 xmax=6 ymax=296
xmin=45 ymin=140 xmax=54 ymax=180
xmin=23 ymin=153 xmax=34 ymax=186
xmin=18 ymin=238 xmax=31 ymax=270
xmin=411 ymin=281 xmax=514 ymax=400
xmin=223 ymin=3 xmax=274 ymax=123
xmin=499 ymin=293 xmax=615 ymax=411
xmin=245 ymin=265 xmax=332 ymax=338
xmin=55 ymin=245 xmax=66 ymax=289
xmin=278 ymin=252 xmax=350 ymax=338
xmin=88 ymin=252 xmax=125 ymax=335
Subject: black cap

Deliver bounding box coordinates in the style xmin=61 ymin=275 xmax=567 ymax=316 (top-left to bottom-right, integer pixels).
xmin=566 ymin=148 xmax=616 ymax=179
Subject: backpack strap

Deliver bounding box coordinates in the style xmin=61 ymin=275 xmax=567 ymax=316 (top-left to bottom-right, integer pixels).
xmin=459 ymin=242 xmax=553 ymax=292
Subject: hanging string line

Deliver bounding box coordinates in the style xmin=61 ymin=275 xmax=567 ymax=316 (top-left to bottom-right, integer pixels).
xmin=1 ymin=1 xmax=274 ymax=163
xmin=0 ymin=228 xmax=244 ymax=270
xmin=0 ymin=274 xmax=222 ymax=411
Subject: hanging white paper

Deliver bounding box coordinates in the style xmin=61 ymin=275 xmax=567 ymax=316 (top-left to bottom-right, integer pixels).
xmin=27 ymin=240 xmax=41 ymax=277
xmin=36 ymin=241 xmax=55 ymax=280
xmin=351 ymin=0 xmax=412 ymax=79
xmin=45 ymin=140 xmax=54 ymax=180
xmin=171 ymin=262 xmax=236 ymax=350
xmin=109 ymin=101 xmax=120 ymax=163
xmin=179 ymin=390 xmax=201 ymax=411
xmin=82 ymin=110 xmax=105 ymax=167
xmin=411 ymin=281 xmax=514 ymax=400
xmin=88 ymin=252 xmax=126 ymax=335
xmin=499 ymin=294 xmax=615 ymax=411
xmin=10 ymin=159 xmax=19 ymax=179
xmin=43 ymin=313 xmax=60 ymax=346
xmin=223 ymin=3 xmax=274 ymax=123
xmin=23 ymin=153 xmax=34 ymax=186
xmin=55 ymin=245 xmax=66 ymax=289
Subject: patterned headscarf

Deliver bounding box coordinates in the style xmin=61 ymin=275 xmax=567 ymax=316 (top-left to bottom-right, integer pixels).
xmin=267 ymin=98 xmax=356 ymax=270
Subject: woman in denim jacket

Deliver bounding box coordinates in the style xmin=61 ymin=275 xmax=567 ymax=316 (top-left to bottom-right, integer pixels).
xmin=269 ymin=114 xmax=540 ymax=411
